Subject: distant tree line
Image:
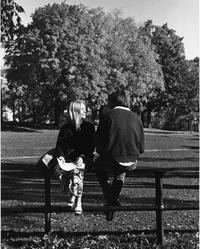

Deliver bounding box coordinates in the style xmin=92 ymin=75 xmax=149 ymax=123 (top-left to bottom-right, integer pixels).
xmin=1 ymin=2 xmax=199 ymax=129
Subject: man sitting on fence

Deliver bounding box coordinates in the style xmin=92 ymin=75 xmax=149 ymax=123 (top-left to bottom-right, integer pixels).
xmin=95 ymin=90 xmax=145 ymax=220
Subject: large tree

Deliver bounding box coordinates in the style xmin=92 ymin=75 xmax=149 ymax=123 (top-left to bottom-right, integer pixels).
xmin=140 ymin=20 xmax=199 ymax=129
xmin=101 ymin=13 xmax=164 ymax=101
xmin=5 ymin=4 xmax=109 ymax=125
xmin=5 ymin=3 xmax=164 ymax=125
xmin=103 ymin=14 xmax=164 ymax=121
xmin=1 ymin=0 xmax=25 ymax=121
xmin=174 ymin=57 xmax=199 ymax=129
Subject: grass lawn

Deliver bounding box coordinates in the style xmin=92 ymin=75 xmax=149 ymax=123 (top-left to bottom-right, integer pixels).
xmin=1 ymin=128 xmax=199 ymax=248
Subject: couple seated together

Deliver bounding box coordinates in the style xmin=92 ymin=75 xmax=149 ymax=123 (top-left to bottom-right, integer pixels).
xmin=42 ymin=90 xmax=144 ymax=218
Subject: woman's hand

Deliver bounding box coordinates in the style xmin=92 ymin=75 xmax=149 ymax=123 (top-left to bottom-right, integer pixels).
xmin=58 ymin=156 xmax=65 ymax=164
xmin=76 ymin=157 xmax=85 ymax=169
xmin=76 ymin=157 xmax=84 ymax=165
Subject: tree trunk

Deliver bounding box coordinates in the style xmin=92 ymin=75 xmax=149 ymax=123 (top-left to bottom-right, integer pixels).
xmin=12 ymin=101 xmax=16 ymax=122
xmin=141 ymin=111 xmax=146 ymax=127
xmin=54 ymin=97 xmax=61 ymax=128
xmin=147 ymin=108 xmax=152 ymax=128
xmin=18 ymin=105 xmax=22 ymax=123
xmin=21 ymin=103 xmax=26 ymax=122
xmin=1 ymin=102 xmax=3 ymax=121
xmin=32 ymin=103 xmax=36 ymax=124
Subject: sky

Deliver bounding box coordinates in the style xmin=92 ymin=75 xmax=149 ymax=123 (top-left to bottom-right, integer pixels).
xmin=3 ymin=0 xmax=200 ymax=60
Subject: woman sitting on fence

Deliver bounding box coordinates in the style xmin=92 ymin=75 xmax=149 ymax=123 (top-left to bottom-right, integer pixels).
xmin=55 ymin=100 xmax=95 ymax=215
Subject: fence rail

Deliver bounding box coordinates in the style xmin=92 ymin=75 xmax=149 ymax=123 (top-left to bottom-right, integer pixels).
xmin=1 ymin=165 xmax=199 ymax=248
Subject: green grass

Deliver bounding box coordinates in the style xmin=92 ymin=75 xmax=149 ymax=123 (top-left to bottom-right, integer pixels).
xmin=1 ymin=128 xmax=199 ymax=248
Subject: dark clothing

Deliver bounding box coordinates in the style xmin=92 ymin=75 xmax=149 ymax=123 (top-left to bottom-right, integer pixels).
xmin=56 ymin=119 xmax=95 ymax=168
xmin=95 ymin=156 xmax=137 ymax=182
xmin=95 ymin=107 xmax=144 ymax=207
xmin=96 ymin=108 xmax=144 ymax=163
xmin=95 ymin=152 xmax=138 ymax=205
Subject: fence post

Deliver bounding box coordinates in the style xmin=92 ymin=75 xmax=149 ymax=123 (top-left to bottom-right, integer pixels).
xmin=155 ymin=173 xmax=164 ymax=248
xmin=44 ymin=171 xmax=51 ymax=233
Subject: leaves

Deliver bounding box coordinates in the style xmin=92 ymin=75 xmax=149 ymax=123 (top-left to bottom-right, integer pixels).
xmin=140 ymin=21 xmax=199 ymax=129
xmin=1 ymin=0 xmax=25 ymax=44
xmin=3 ymin=2 xmax=198 ymax=127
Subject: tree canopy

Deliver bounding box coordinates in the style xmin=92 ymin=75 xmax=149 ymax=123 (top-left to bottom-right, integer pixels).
xmin=140 ymin=20 xmax=199 ymax=129
xmin=4 ymin=3 xmax=164 ymax=125
xmin=3 ymin=3 xmax=199 ymax=129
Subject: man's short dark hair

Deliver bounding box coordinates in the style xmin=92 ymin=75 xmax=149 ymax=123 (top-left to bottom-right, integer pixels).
xmin=108 ymin=91 xmax=130 ymax=108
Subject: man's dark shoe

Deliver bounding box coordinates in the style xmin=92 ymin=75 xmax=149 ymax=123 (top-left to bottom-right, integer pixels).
xmin=106 ymin=210 xmax=114 ymax=221
xmin=103 ymin=203 xmax=114 ymax=221
xmin=104 ymin=200 xmax=121 ymax=221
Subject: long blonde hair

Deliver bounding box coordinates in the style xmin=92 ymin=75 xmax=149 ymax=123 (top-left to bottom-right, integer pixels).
xmin=69 ymin=100 xmax=86 ymax=130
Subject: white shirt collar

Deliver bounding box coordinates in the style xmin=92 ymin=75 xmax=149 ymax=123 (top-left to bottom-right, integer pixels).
xmin=114 ymin=106 xmax=130 ymax=111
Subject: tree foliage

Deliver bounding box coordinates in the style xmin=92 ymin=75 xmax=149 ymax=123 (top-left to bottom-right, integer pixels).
xmin=4 ymin=3 xmax=198 ymax=129
xmin=5 ymin=3 xmax=165 ymax=125
xmin=102 ymin=13 xmax=164 ymax=103
xmin=1 ymin=0 xmax=25 ymax=44
xmin=140 ymin=20 xmax=199 ymax=129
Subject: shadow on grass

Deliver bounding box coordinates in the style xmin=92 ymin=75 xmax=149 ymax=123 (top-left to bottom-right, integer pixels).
xmin=1 ymin=161 xmax=48 ymax=202
xmin=1 ymin=125 xmax=40 ymax=133
xmin=2 ymin=162 xmax=198 ymax=205
xmin=141 ymin=157 xmax=198 ymax=162
xmin=2 ymin=161 xmax=198 ymax=242
xmin=188 ymin=137 xmax=199 ymax=140
xmin=1 ymin=162 xmax=40 ymax=171
xmin=83 ymin=192 xmax=198 ymax=206
xmin=145 ymin=131 xmax=177 ymax=134
xmin=144 ymin=130 xmax=193 ymax=135
xmin=1 ymin=121 xmax=57 ymax=132
xmin=182 ymin=145 xmax=199 ymax=150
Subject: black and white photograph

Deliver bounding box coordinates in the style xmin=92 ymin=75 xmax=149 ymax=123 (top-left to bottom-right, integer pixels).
xmin=1 ymin=0 xmax=199 ymax=248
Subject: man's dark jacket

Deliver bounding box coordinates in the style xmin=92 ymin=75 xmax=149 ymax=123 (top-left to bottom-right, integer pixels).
xmin=96 ymin=107 xmax=144 ymax=163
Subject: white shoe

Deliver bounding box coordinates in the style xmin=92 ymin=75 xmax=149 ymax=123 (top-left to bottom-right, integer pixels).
xmin=75 ymin=205 xmax=82 ymax=215
xmin=67 ymin=196 xmax=76 ymax=209
xmin=67 ymin=201 xmax=75 ymax=209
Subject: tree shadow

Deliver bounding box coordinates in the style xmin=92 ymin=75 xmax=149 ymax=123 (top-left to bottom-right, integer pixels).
xmin=2 ymin=162 xmax=198 ymax=203
xmin=1 ymin=125 xmax=41 ymax=132
xmin=140 ymin=157 xmax=198 ymax=162
xmin=2 ymin=161 xmax=198 ymax=239
xmin=2 ymin=162 xmax=198 ymax=204
xmin=182 ymin=145 xmax=199 ymax=150
xmin=1 ymin=121 xmax=57 ymax=132
xmin=83 ymin=192 xmax=198 ymax=206
xmin=145 ymin=131 xmax=177 ymax=135
xmin=188 ymin=136 xmax=199 ymax=140
xmin=1 ymin=163 xmax=45 ymax=203
xmin=1 ymin=162 xmax=40 ymax=171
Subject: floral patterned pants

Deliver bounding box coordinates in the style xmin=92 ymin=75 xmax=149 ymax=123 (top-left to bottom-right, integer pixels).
xmin=69 ymin=168 xmax=84 ymax=197
xmin=54 ymin=163 xmax=84 ymax=197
